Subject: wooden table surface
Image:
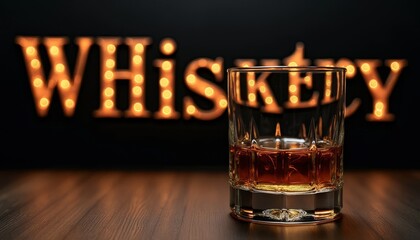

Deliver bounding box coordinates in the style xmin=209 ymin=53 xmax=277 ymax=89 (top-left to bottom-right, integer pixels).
xmin=0 ymin=169 xmax=419 ymax=240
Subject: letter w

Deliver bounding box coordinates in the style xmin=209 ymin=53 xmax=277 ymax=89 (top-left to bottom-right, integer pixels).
xmin=16 ymin=37 xmax=93 ymax=117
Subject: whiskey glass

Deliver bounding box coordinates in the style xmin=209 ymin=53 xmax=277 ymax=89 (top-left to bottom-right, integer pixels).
xmin=228 ymin=66 xmax=346 ymax=225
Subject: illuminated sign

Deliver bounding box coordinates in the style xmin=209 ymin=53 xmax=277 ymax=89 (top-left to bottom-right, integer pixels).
xmin=16 ymin=36 xmax=407 ymax=121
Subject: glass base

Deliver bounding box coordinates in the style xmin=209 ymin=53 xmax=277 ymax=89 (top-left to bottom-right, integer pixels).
xmin=230 ymin=186 xmax=343 ymax=225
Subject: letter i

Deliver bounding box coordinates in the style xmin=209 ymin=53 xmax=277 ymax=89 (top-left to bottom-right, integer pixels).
xmin=154 ymin=38 xmax=180 ymax=119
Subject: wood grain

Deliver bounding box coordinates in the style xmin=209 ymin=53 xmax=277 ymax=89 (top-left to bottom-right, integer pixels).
xmin=0 ymin=169 xmax=419 ymax=240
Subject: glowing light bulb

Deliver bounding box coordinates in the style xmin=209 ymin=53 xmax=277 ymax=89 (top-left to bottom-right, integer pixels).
xmin=160 ymin=38 xmax=176 ymax=55
xmin=290 ymin=96 xmax=298 ymax=104
xmin=346 ymin=65 xmax=355 ymax=75
xmin=369 ymin=79 xmax=378 ymax=88
xmin=104 ymin=87 xmax=114 ymax=97
xmin=39 ymin=98 xmax=49 ymax=108
xmin=49 ymin=46 xmax=59 ymax=55
xmin=33 ymin=78 xmax=43 ymax=87
xmin=162 ymin=90 xmax=172 ymax=99
xmin=26 ymin=46 xmax=36 ymax=56
xmin=31 ymin=59 xmax=40 ymax=69
xmin=162 ymin=106 xmax=172 ymax=115
xmin=186 ymin=105 xmax=196 ymax=115
xmin=106 ymin=59 xmax=115 ymax=68
xmin=160 ymin=77 xmax=169 ymax=87
xmin=162 ymin=61 xmax=172 ymax=71
xmin=105 ymin=71 xmax=114 ymax=80
xmin=211 ymin=63 xmax=221 ymax=73
xmin=135 ymin=43 xmax=144 ymax=53
xmin=134 ymin=74 xmax=143 ymax=84
xmin=65 ymin=99 xmax=75 ymax=108
xmin=132 ymin=86 xmax=142 ymax=96
xmin=133 ymin=103 xmax=143 ymax=112
xmin=219 ymin=99 xmax=227 ymax=108
xmin=361 ymin=63 xmax=370 ymax=72
xmin=265 ymin=96 xmax=273 ymax=104
xmin=60 ymin=79 xmax=70 ymax=89
xmin=107 ymin=44 xmax=116 ymax=53
xmin=55 ymin=63 xmax=65 ymax=72
xmin=390 ymin=61 xmax=400 ymax=71
xmin=105 ymin=99 xmax=114 ymax=109
xmin=204 ymin=87 xmax=214 ymax=97
xmin=187 ymin=74 xmax=196 ymax=84
xmin=133 ymin=55 xmax=142 ymax=64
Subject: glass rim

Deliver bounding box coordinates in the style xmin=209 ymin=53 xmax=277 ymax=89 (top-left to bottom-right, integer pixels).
xmin=227 ymin=65 xmax=347 ymax=73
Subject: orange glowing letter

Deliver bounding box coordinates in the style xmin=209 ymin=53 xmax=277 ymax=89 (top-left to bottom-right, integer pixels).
xmin=16 ymin=36 xmax=93 ymax=117
xmin=234 ymin=59 xmax=283 ymax=114
xmin=183 ymin=58 xmax=226 ymax=120
xmin=356 ymin=59 xmax=407 ymax=121
xmin=315 ymin=58 xmax=361 ymax=117
xmin=94 ymin=37 xmax=152 ymax=118
xmin=154 ymin=38 xmax=180 ymax=119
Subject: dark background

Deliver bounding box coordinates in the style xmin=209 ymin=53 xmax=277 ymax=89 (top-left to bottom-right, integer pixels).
xmin=1 ymin=0 xmax=419 ymax=170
